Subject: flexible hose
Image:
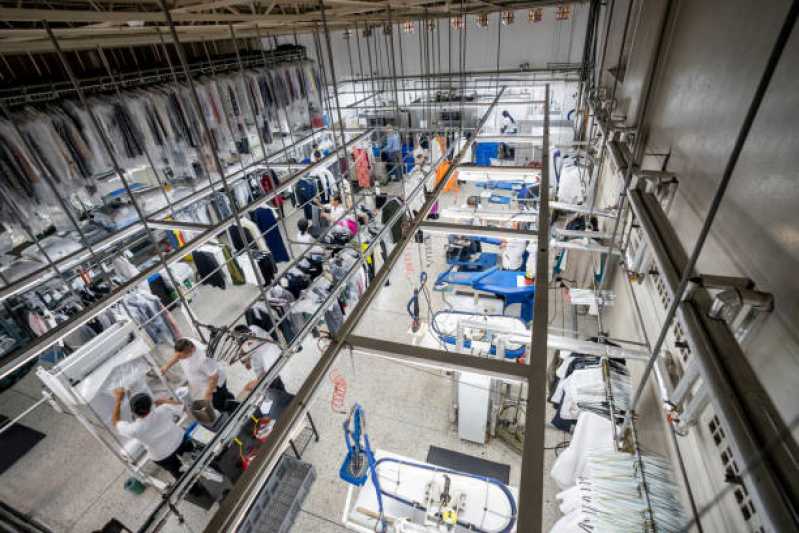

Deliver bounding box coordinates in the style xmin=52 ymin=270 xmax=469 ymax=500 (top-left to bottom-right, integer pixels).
xmin=406 ymin=271 xmax=428 ymax=332
xmin=374 ymin=457 xmax=518 ymax=533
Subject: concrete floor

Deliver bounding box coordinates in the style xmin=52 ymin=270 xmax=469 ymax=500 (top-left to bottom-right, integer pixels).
xmin=0 ymin=177 xmax=601 ymax=532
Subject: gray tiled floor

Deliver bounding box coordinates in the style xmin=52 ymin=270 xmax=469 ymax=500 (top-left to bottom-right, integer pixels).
xmin=0 ymin=179 xmax=596 ymax=533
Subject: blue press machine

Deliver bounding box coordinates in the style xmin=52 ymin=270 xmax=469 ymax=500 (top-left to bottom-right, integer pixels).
xmin=435 ymin=266 xmax=536 ymax=324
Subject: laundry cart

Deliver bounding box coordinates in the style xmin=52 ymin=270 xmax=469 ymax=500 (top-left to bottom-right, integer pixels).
xmin=36 ymin=319 xmax=178 ymax=489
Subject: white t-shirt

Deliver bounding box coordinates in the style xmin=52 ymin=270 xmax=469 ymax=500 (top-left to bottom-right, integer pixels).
xmin=178 ymin=339 xmax=226 ymax=400
xmin=296 ymin=231 xmax=313 ymax=244
xmin=502 ymin=239 xmax=538 ymax=270
xmin=116 ymin=404 xmax=184 ymax=461
xmin=328 ymin=204 xmax=347 ymax=222
xmin=502 ymin=116 xmax=518 ymax=134
xmin=242 ymin=326 xmax=282 ymax=377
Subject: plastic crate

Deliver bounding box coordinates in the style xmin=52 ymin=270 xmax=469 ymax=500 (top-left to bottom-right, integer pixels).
xmin=238 ymin=455 xmax=316 ymax=533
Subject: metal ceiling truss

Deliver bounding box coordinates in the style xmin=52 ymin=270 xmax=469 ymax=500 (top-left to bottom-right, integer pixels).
xmin=0 ymin=0 xmax=570 ymax=54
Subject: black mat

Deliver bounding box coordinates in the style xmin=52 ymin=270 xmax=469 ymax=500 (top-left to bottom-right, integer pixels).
xmin=426 ymin=446 xmax=510 ymax=485
xmin=0 ymin=415 xmax=45 ymax=475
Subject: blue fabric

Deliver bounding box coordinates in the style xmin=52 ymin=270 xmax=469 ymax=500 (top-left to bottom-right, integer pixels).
xmin=476 ymin=181 xmax=526 ymax=191
xmin=385 ymin=132 xmax=401 ymax=153
xmin=488 ymin=194 xmax=512 ymax=205
xmin=252 ymin=208 xmax=289 ymax=262
xmin=473 ymin=142 xmax=499 ymax=166
xmin=403 ymin=154 xmax=414 ymax=173
xmin=294 ymin=178 xmax=317 ymax=219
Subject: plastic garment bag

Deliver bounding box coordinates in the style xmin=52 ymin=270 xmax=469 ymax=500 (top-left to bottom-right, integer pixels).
xmin=550 ymin=411 xmax=614 ymax=489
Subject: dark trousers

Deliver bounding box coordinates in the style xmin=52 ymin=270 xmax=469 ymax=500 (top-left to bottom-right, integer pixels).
xmin=154 ymin=439 xmax=195 ymax=480
xmin=269 ymin=376 xmax=287 ymax=392
xmin=386 ymin=151 xmax=401 ymax=180
xmin=212 ymin=382 xmax=236 ymax=413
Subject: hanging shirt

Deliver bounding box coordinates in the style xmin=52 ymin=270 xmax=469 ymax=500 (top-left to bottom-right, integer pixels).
xmin=328 ymin=203 xmax=347 ymax=222
xmin=116 ymin=404 xmax=184 ymax=461
xmin=178 ymin=338 xmax=226 ymax=400
xmin=385 ymin=131 xmax=401 ymax=153
xmin=296 ymin=231 xmax=314 ymax=245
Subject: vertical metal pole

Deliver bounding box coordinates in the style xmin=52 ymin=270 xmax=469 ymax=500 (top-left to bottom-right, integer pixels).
xmin=597 ymin=0 xmax=673 ymax=295
xmin=587 ymin=0 xmax=630 ymax=213
xmin=318 ymin=0 xmax=370 ymax=269
xmin=397 ymin=21 xmax=405 ymax=106
xmin=319 ymin=1 xmax=351 ymax=177
xmin=516 ymin=84 xmax=551 ymax=532
xmin=495 ymin=11 xmax=502 ymax=96
xmin=386 ymin=6 xmax=409 ymax=206
xmin=364 ymin=25 xmax=378 ymax=107
xmin=354 ymin=22 xmax=366 ymax=93
xmin=252 ymin=23 xmax=295 ymax=176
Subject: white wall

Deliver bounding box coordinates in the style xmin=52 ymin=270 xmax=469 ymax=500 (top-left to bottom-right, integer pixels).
xmin=271 ymin=5 xmax=588 ymax=81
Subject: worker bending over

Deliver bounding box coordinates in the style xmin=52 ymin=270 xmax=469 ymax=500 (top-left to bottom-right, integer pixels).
xmin=161 ymin=338 xmax=236 ymax=413
xmin=500 ymin=110 xmax=518 ymax=134
xmin=112 ymin=389 xmax=189 ymax=479
xmin=234 ymin=324 xmax=287 ymax=393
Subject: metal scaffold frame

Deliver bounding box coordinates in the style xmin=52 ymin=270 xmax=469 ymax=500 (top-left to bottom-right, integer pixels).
xmin=0 ymin=3 xmax=653 ymax=533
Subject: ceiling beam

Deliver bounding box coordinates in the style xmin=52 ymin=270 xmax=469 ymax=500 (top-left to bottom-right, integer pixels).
xmin=171 ymin=0 xmax=254 ymax=13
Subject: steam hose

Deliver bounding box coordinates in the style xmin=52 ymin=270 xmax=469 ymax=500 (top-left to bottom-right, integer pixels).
xmin=406 ymin=271 xmax=428 ymax=332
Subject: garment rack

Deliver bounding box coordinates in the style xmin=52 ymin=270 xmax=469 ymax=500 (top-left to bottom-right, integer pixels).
xmin=0 ymin=47 xmax=306 ymax=108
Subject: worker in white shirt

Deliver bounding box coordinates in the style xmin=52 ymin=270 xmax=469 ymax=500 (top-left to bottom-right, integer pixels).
xmin=111 ymin=388 xmax=191 ymax=480
xmin=320 ymin=194 xmax=347 ymax=223
xmin=233 ymin=324 xmax=286 ymax=393
xmin=500 ymin=110 xmax=518 ymax=134
xmin=406 ymin=150 xmax=430 ymax=215
xmin=161 ymin=338 xmax=236 ymax=413
xmin=500 ymin=238 xmax=537 ymax=279
xmin=296 ymin=217 xmax=313 ymax=242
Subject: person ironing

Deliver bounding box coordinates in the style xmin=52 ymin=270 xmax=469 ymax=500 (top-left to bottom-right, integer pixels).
xmin=233 ymin=324 xmax=287 ymax=393
xmin=161 ymin=338 xmax=236 ymax=413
